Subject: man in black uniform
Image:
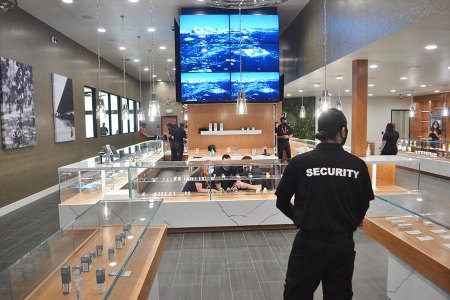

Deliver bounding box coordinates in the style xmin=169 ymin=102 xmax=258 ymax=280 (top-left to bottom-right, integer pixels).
xmin=166 ymin=123 xmax=177 ymax=161
xmin=276 ymin=117 xmax=293 ymax=160
xmin=173 ymin=123 xmax=187 ymax=161
xmin=275 ymin=108 xmax=374 ymax=300
xmin=214 ymin=154 xmax=239 ymax=191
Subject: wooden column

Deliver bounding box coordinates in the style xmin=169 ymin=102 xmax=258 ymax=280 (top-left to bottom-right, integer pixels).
xmin=351 ymin=59 xmax=368 ymax=157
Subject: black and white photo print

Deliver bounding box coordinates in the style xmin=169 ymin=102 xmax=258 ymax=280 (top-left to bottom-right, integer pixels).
xmin=0 ymin=56 xmax=36 ymax=150
xmin=52 ymin=73 xmax=75 ymax=142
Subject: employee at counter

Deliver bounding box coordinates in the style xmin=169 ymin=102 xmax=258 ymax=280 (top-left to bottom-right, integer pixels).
xmin=182 ymin=167 xmax=218 ymax=193
xmin=215 ymin=154 xmax=239 ymax=191
xmin=235 ymin=156 xmax=270 ymax=190
xmin=428 ymin=121 xmax=442 ymax=141
xmin=276 ymin=117 xmax=293 ymax=160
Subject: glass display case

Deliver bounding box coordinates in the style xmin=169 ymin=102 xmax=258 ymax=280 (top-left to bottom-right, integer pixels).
xmin=364 ymin=191 xmax=450 ymax=299
xmin=397 ymin=138 xmax=450 ymax=160
xmin=289 ymin=138 xmax=351 ymax=154
xmin=0 ymin=199 xmax=164 ymax=300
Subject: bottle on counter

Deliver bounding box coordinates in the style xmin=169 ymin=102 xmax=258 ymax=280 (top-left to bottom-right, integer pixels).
xmin=366 ymin=144 xmax=371 ymax=157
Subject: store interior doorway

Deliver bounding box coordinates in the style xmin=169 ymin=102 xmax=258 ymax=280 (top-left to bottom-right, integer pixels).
xmin=391 ymin=110 xmax=410 ymax=139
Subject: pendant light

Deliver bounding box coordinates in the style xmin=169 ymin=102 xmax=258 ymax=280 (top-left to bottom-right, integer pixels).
xmin=319 ymin=0 xmax=330 ymax=115
xmin=95 ymin=0 xmax=106 ymax=119
xmin=137 ymin=35 xmax=145 ymax=121
xmin=236 ymin=7 xmax=248 ymax=115
xmin=336 ymin=75 xmax=343 ymax=111
xmin=120 ymin=15 xmax=130 ymax=121
xmin=299 ymin=90 xmax=306 ymax=119
xmin=443 ymin=87 xmax=449 ymax=117
xmin=409 ymin=91 xmax=416 ymax=118
xmin=148 ymin=0 xmax=160 ymax=122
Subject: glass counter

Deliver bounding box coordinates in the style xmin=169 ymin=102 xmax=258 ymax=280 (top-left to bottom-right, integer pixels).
xmin=0 ymin=199 xmax=164 ymax=300
xmin=397 ymin=138 xmax=450 ymax=160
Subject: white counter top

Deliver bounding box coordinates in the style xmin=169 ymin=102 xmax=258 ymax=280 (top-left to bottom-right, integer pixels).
xmin=188 ymin=154 xmax=278 ymax=162
xmin=361 ymin=155 xmax=419 ymax=164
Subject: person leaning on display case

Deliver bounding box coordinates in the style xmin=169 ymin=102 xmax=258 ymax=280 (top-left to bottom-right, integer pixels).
xmin=379 ymin=122 xmax=400 ymax=155
xmin=275 ymin=108 xmax=374 ymax=300
xmin=182 ymin=166 xmax=218 ymax=193
xmin=215 ymin=154 xmax=239 ymax=192
xmin=139 ymin=122 xmax=151 ymax=142
xmin=276 ymin=117 xmax=293 ymax=160
xmin=428 ymin=121 xmax=442 ymax=141
xmin=235 ymin=156 xmax=270 ymax=190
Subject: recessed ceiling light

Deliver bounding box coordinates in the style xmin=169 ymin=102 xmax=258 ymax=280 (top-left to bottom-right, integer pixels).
xmin=286 ymin=94 xmax=291 ymax=97
xmin=128 ymin=0 xmax=139 ymax=2
xmin=62 ymin=0 xmax=73 ymax=3
xmin=420 ymin=84 xmax=426 ymax=87
xmin=434 ymin=90 xmax=440 ymax=93
xmin=152 ymin=74 xmax=157 ymax=78
xmin=314 ymin=83 xmax=320 ymax=87
xmin=406 ymin=93 xmax=411 ymax=97
xmin=133 ymin=59 xmax=139 ymax=62
xmin=298 ymin=89 xmax=304 ymax=92
xmin=336 ymin=76 xmax=343 ymax=80
xmin=97 ymin=28 xmax=106 ymax=33
xmin=369 ymin=64 xmax=378 ymax=69
xmin=140 ymin=218 xmax=145 ymax=221
xmin=160 ymin=46 xmax=166 ymax=50
xmin=368 ymin=84 xmax=374 ymax=87
xmin=368 ymin=94 xmax=373 ymax=96
xmin=448 ymin=66 xmax=450 ymax=69
xmin=173 ymin=67 xmax=176 ymax=71
xmin=198 ymin=0 xmax=204 ymax=2
xmin=144 ymin=67 xmax=149 ymax=71
xmin=416 ymin=198 xmax=423 ymax=202
xmin=345 ymin=89 xmax=350 ymax=93
xmin=167 ymin=58 xmax=173 ymax=62
xmin=390 ymin=89 xmax=396 ymax=93
xmin=157 ymin=79 xmax=162 ymax=82
xmin=119 ymin=46 xmax=126 ymax=51
xmin=425 ymin=44 xmax=437 ymax=50
xmin=400 ymin=76 xmax=407 ymax=80
xmin=147 ymin=27 xmax=156 ymax=32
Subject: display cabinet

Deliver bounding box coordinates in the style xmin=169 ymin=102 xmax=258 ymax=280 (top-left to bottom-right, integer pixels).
xmin=364 ymin=192 xmax=450 ymax=300
xmin=397 ymin=138 xmax=450 ymax=159
xmin=0 ymin=199 xmax=165 ymax=300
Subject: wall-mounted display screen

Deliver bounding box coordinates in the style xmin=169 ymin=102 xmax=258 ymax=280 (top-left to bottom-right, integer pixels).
xmin=178 ymin=10 xmax=279 ymax=103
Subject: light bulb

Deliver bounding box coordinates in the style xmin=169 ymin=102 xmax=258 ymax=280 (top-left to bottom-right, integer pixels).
xmin=299 ymin=106 xmax=306 ymax=119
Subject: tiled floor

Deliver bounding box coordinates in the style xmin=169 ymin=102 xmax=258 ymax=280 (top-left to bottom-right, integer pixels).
xmin=158 ymin=229 xmax=389 ymax=300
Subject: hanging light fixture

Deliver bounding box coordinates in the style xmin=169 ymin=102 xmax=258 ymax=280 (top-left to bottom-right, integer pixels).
xmin=120 ymin=15 xmax=130 ymax=121
xmin=236 ymin=7 xmax=248 ymax=115
xmin=95 ymin=0 xmax=106 ymax=119
xmin=201 ymin=0 xmax=289 ymax=9
xmin=148 ymin=0 xmax=160 ymax=122
xmin=183 ymin=107 xmax=188 ymax=121
xmin=319 ymin=0 xmax=330 ymax=115
xmin=409 ymin=91 xmax=416 ymax=118
xmin=137 ymin=35 xmax=145 ymax=122
xmin=336 ymin=75 xmax=343 ymax=111
xmin=443 ymin=86 xmax=449 ymax=117
xmin=0 ymin=0 xmax=18 ymax=13
xmin=299 ymin=90 xmax=306 ymax=119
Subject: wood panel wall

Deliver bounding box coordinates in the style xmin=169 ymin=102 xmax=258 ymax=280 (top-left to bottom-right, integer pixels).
xmin=187 ymin=103 xmax=277 ymax=153
xmin=411 ymin=92 xmax=449 ymax=141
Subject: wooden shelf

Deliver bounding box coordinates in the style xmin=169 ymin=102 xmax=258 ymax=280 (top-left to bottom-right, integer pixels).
xmin=200 ymin=130 xmax=262 ymax=136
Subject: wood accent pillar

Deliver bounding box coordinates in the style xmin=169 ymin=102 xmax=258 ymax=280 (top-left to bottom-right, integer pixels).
xmin=351 ymin=59 xmax=368 ymax=157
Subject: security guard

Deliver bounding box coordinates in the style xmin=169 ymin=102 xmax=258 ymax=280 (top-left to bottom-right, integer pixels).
xmin=275 ymin=108 xmax=374 ymax=300
xmin=276 ymin=117 xmax=293 ymax=160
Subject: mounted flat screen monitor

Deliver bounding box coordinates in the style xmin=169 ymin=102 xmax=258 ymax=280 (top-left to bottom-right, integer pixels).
xmin=178 ymin=9 xmax=280 ymax=103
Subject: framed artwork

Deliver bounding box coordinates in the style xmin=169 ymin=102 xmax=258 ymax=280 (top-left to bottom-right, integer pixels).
xmin=52 ymin=73 xmax=75 ymax=142
xmin=0 ymin=56 xmax=36 ymax=150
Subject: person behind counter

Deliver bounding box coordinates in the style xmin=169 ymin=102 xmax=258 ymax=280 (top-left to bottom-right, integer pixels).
xmin=379 ymin=122 xmax=399 ymax=155
xmin=173 ymin=123 xmax=187 ymax=161
xmin=428 ymin=121 xmax=442 ymax=141
xmin=215 ymin=154 xmax=239 ymax=191
xmin=182 ymin=166 xmax=218 ymax=193
xmin=139 ymin=122 xmax=151 ymax=142
xmin=165 ymin=123 xmax=177 ymax=161
xmin=100 ymin=123 xmax=109 ymax=136
xmin=235 ymin=156 xmax=270 ymax=190
xmin=276 ymin=117 xmax=293 ymax=160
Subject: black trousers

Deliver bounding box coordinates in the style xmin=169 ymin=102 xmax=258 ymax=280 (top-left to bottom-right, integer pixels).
xmin=169 ymin=141 xmax=177 ymax=161
xmin=284 ymin=231 xmax=355 ymax=300
xmin=278 ymin=141 xmax=291 ymax=159
xmin=175 ymin=143 xmax=184 ymax=161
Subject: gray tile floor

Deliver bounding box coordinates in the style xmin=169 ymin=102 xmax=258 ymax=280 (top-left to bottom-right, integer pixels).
xmin=158 ymin=229 xmax=389 ymax=300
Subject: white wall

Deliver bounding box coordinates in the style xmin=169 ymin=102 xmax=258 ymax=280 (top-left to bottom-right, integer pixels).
xmin=316 ymin=96 xmax=411 ymax=147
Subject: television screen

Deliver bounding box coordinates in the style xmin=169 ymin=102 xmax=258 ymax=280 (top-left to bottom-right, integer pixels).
xmin=180 ymin=15 xmax=230 ymax=44
xmin=181 ymin=44 xmax=231 ymax=72
xmin=231 ymin=72 xmax=280 ymax=101
xmin=181 ymin=73 xmax=231 ymax=102
xmin=230 ymin=15 xmax=279 ymax=44
xmin=230 ymin=44 xmax=279 ymax=72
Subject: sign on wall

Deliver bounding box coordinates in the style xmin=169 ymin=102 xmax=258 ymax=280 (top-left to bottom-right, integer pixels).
xmin=52 ymin=73 xmax=75 ymax=142
xmin=0 ymin=56 xmax=36 ymax=150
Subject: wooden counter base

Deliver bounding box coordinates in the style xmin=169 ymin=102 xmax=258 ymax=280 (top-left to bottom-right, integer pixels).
xmin=26 ymin=225 xmax=167 ymax=300
xmin=363 ymin=217 xmax=450 ymax=294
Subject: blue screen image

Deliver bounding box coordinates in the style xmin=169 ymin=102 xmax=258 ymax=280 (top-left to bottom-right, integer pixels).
xmin=230 ymin=15 xmax=279 ymax=44
xmin=181 ymin=73 xmax=231 ymax=102
xmin=231 ymin=44 xmax=279 ymax=72
xmin=181 ymin=44 xmax=231 ymax=72
xmin=180 ymin=15 xmax=230 ymax=44
xmin=231 ymin=72 xmax=279 ymax=101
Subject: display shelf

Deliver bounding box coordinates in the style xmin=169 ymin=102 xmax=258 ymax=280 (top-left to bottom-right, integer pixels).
xmin=200 ymin=129 xmax=262 ymax=136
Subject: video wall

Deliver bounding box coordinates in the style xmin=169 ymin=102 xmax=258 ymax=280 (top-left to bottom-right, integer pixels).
xmin=179 ymin=12 xmax=279 ymax=103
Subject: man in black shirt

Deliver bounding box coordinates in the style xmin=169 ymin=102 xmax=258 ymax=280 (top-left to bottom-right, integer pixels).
xmin=276 ymin=117 xmax=293 ymax=160
xmin=235 ymin=156 xmax=270 ymax=190
xmin=173 ymin=123 xmax=187 ymax=161
xmin=166 ymin=123 xmax=177 ymax=161
xmin=275 ymin=108 xmax=374 ymax=300
xmin=215 ymin=154 xmax=239 ymax=191
xmin=100 ymin=123 xmax=109 ymax=136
